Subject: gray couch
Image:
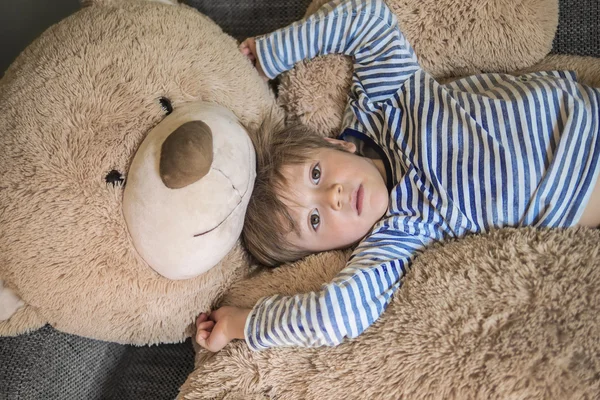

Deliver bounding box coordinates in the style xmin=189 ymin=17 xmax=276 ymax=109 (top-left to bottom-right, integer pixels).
xmin=0 ymin=0 xmax=598 ymax=399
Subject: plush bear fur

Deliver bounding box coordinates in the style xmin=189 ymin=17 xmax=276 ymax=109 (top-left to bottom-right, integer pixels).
xmin=0 ymin=0 xmax=281 ymax=344
xmin=517 ymin=54 xmax=600 ymax=87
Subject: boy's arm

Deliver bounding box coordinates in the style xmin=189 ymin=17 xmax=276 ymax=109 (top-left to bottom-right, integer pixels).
xmin=245 ymin=230 xmax=428 ymax=350
xmin=255 ymin=0 xmax=420 ymax=88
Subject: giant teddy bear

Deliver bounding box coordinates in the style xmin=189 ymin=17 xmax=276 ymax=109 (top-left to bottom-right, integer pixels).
xmin=1 ymin=0 xmax=599 ymax=398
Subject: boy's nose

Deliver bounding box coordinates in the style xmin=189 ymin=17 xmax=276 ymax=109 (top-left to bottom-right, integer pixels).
xmin=326 ymin=184 xmax=343 ymax=211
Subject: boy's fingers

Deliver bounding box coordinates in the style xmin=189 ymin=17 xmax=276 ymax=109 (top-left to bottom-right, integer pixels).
xmin=203 ymin=334 xmax=228 ymax=353
xmin=197 ymin=320 xmax=215 ymax=331
xmin=196 ymin=313 xmax=208 ymax=325
xmin=198 ymin=330 xmax=210 ymax=340
xmin=196 ymin=332 xmax=216 ymax=351
xmin=239 ymin=48 xmax=257 ymax=64
xmin=196 ymin=336 xmax=208 ymax=349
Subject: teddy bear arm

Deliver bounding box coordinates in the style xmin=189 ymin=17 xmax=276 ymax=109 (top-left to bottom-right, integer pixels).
xmin=441 ymin=54 xmax=600 ymax=87
xmin=0 ymin=280 xmax=24 ymax=321
xmin=515 ymin=54 xmax=600 ymax=88
xmin=0 ymin=280 xmax=46 ymax=336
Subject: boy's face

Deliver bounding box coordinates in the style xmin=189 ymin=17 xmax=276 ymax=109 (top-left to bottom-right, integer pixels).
xmin=280 ymin=139 xmax=389 ymax=253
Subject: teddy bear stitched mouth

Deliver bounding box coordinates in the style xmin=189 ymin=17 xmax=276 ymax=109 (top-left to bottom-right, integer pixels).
xmin=193 ymin=168 xmax=246 ymax=237
xmin=193 ymin=199 xmax=240 ymax=237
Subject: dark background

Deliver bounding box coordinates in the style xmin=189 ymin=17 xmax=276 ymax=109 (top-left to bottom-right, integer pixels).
xmin=0 ymin=0 xmax=314 ymax=76
xmin=1 ymin=0 xmax=598 ymax=76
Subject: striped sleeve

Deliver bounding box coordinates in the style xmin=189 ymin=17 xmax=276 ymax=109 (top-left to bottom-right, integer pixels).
xmin=254 ymin=0 xmax=420 ymax=93
xmin=244 ymin=228 xmax=428 ymax=350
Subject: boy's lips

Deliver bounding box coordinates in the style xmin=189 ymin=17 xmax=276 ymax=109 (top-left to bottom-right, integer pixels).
xmin=352 ymin=184 xmax=364 ymax=216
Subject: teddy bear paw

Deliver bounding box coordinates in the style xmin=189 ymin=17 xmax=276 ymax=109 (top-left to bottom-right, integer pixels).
xmin=0 ymin=280 xmax=24 ymax=321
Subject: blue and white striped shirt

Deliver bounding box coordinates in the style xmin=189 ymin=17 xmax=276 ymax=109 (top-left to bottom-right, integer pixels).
xmin=245 ymin=0 xmax=600 ymax=350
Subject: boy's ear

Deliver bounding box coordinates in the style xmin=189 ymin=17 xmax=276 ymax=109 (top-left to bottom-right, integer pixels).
xmin=324 ymin=137 xmax=357 ymax=153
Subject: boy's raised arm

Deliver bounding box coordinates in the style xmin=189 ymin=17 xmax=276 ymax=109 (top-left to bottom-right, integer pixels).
xmin=254 ymin=0 xmax=420 ymax=85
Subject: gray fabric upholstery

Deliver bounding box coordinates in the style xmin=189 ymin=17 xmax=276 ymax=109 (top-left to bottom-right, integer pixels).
xmin=185 ymin=0 xmax=312 ymax=41
xmin=189 ymin=0 xmax=600 ymax=58
xmin=552 ymin=0 xmax=600 ymax=56
xmin=100 ymin=338 xmax=195 ymax=400
xmin=0 ymin=325 xmax=195 ymax=400
xmin=0 ymin=325 xmax=126 ymax=399
xmin=0 ymin=0 xmax=598 ymax=399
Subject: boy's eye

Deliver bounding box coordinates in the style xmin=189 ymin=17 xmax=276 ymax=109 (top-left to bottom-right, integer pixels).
xmin=310 ymin=209 xmax=320 ymax=231
xmin=311 ymin=163 xmax=321 ymax=184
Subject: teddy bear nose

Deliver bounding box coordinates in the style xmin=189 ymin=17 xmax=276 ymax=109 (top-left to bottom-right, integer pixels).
xmin=159 ymin=120 xmax=213 ymax=189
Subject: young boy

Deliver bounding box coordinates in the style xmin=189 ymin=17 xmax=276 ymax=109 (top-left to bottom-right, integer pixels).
xmin=195 ymin=0 xmax=600 ymax=352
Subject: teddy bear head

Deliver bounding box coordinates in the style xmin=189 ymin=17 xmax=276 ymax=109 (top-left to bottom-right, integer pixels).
xmin=0 ymin=0 xmax=279 ymax=344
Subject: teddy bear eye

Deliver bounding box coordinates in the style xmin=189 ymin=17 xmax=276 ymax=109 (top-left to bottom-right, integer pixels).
xmin=105 ymin=170 xmax=125 ymax=186
xmin=159 ymin=97 xmax=173 ymax=115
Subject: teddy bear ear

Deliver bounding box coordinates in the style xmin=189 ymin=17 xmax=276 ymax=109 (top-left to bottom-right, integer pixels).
xmin=80 ymin=0 xmax=178 ymax=7
xmin=159 ymin=121 xmax=214 ymax=189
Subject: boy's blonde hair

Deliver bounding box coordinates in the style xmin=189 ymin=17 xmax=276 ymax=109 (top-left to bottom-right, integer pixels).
xmin=243 ymin=125 xmax=341 ymax=267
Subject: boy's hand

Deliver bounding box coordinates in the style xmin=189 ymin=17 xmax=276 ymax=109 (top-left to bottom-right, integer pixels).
xmin=239 ymin=38 xmax=267 ymax=81
xmin=195 ymin=306 xmax=251 ymax=352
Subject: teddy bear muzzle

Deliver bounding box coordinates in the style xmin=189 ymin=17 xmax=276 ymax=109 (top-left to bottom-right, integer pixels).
xmin=159 ymin=120 xmax=213 ymax=189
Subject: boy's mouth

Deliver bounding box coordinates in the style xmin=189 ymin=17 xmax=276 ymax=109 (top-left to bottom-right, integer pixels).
xmin=355 ymin=184 xmax=364 ymax=216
